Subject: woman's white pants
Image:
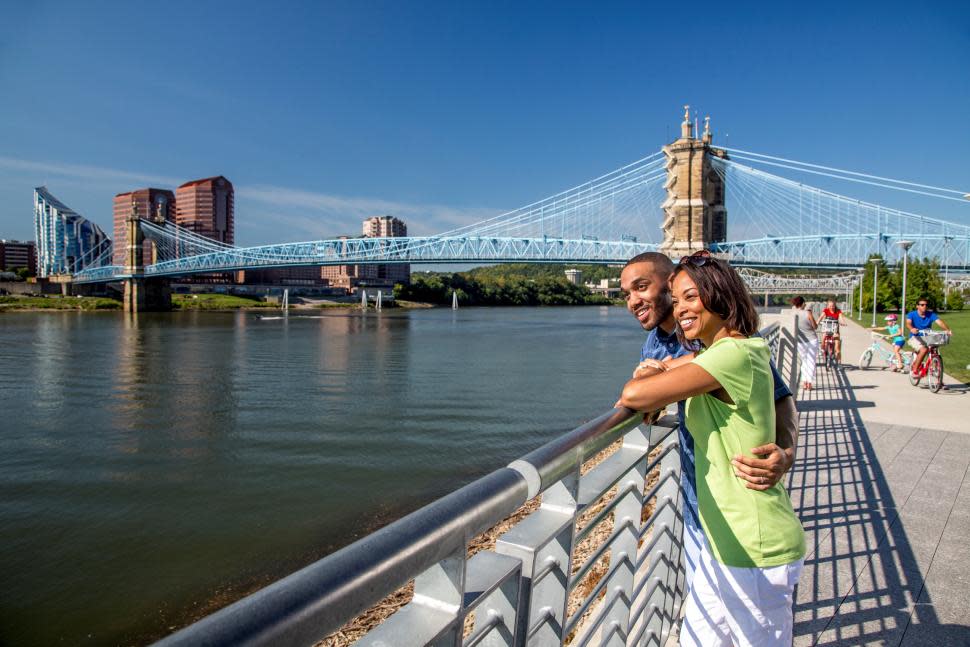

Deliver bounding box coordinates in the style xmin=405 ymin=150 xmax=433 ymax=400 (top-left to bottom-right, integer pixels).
xmin=797 ymin=337 xmax=818 ymax=385
xmin=680 ymin=542 xmax=803 ymax=647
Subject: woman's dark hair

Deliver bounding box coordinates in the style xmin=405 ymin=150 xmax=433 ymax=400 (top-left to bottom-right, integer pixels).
xmin=791 ymin=296 xmax=805 ymax=307
xmin=670 ymin=253 xmax=760 ymax=341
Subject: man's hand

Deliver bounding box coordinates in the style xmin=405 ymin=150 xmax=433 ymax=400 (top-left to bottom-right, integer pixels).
xmin=731 ymin=443 xmax=794 ymax=491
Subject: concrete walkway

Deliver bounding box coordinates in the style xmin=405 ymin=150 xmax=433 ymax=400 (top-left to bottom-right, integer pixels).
xmin=785 ymin=317 xmax=970 ymax=645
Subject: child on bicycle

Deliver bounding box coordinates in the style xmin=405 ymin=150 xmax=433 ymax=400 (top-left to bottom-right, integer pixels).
xmin=821 ymin=299 xmax=844 ymax=362
xmin=869 ymin=314 xmax=905 ymax=372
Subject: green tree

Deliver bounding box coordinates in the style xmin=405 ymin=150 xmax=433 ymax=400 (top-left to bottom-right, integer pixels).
xmin=853 ymin=255 xmax=895 ymax=314
xmin=946 ymin=290 xmax=965 ymax=311
xmin=883 ymin=257 xmax=945 ymax=314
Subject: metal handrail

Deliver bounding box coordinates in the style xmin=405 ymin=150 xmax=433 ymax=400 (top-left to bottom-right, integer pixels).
xmin=156 ymin=409 xmax=684 ymax=647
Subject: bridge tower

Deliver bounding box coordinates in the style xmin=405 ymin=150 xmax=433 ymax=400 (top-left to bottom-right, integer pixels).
xmin=122 ymin=197 xmax=172 ymax=312
xmin=659 ymin=107 xmax=729 ymax=258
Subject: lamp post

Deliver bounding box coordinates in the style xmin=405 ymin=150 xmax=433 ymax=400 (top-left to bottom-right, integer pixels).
xmin=870 ymin=258 xmax=880 ymax=327
xmin=857 ymin=271 xmax=864 ymax=319
xmin=943 ymin=236 xmax=951 ymax=308
xmin=896 ymin=240 xmax=914 ymax=320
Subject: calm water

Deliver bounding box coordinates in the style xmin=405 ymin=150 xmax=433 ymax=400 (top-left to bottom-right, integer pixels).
xmin=0 ymin=307 xmax=643 ymax=645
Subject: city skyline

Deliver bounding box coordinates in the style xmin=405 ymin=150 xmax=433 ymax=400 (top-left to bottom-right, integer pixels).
xmin=1 ymin=1 xmax=969 ymax=247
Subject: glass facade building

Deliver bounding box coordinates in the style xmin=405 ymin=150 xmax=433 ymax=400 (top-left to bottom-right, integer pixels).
xmin=34 ymin=187 xmax=111 ymax=277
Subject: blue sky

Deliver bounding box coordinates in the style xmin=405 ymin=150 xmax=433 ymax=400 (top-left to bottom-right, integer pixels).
xmin=1 ymin=0 xmax=968 ymax=245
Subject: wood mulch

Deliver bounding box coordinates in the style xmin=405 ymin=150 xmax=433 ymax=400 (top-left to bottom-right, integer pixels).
xmin=316 ymin=438 xmax=664 ymax=646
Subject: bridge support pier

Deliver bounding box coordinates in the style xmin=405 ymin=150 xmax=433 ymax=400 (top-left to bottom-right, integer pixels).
xmin=123 ymin=278 xmax=171 ymax=312
xmin=122 ymin=202 xmax=172 ymax=312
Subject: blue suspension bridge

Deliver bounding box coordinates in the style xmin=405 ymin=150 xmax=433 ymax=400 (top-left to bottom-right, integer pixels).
xmin=72 ymin=111 xmax=970 ymax=310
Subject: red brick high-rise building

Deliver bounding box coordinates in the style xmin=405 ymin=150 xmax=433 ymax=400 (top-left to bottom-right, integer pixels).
xmin=176 ymin=176 xmax=234 ymax=245
xmin=112 ymin=189 xmax=176 ymax=266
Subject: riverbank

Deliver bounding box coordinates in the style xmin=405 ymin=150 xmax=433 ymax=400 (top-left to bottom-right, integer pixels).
xmin=172 ymin=293 xmax=277 ymax=310
xmin=0 ymin=295 xmax=121 ymax=310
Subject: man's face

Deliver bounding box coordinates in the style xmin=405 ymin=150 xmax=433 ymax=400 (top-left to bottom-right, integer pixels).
xmin=620 ymin=262 xmax=673 ymax=331
xmin=917 ymin=300 xmax=929 ymax=314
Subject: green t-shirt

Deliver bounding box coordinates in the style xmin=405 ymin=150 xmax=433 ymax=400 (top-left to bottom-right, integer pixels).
xmin=687 ymin=337 xmax=806 ymax=568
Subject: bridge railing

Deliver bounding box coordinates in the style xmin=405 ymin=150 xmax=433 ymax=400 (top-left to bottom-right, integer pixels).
xmin=156 ymin=409 xmax=685 ymax=647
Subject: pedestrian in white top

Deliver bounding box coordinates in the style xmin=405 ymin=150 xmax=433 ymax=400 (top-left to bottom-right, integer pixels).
xmin=792 ymin=296 xmax=818 ymax=391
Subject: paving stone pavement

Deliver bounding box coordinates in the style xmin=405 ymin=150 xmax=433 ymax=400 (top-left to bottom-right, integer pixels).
xmin=789 ymin=361 xmax=970 ymax=646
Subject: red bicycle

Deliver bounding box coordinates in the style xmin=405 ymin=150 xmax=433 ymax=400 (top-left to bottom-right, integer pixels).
xmin=819 ymin=319 xmax=840 ymax=370
xmin=908 ymin=331 xmax=950 ymax=393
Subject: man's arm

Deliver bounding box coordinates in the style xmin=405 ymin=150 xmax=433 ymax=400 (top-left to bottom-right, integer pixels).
xmin=732 ymin=395 xmax=798 ymax=490
xmin=935 ymin=316 xmax=952 ymax=333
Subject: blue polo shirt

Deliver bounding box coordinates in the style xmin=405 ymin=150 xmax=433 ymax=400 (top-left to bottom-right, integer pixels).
xmin=906 ymin=310 xmax=939 ymax=336
xmin=639 ymin=326 xmax=792 ymax=533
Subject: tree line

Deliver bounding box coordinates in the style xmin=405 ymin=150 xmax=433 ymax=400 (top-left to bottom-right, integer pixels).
xmin=394 ymin=264 xmax=618 ymax=306
xmin=853 ymin=255 xmax=964 ymax=312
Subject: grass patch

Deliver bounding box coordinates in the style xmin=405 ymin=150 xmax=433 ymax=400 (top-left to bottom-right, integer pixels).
xmin=938 ymin=310 xmax=970 ymax=384
xmin=0 ymin=295 xmax=121 ymax=310
xmin=172 ymin=293 xmax=276 ymax=310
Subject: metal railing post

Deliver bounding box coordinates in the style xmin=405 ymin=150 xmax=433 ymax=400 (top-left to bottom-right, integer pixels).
xmin=655 ymin=427 xmax=684 ymax=645
xmin=496 ymin=468 xmax=579 ymax=646
xmin=598 ymin=426 xmax=649 ymax=644
xmin=629 ymin=425 xmax=682 ymax=647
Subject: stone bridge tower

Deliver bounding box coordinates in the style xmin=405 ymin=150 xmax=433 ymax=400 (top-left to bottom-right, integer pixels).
xmin=122 ymin=197 xmax=172 ymax=312
xmin=659 ymin=107 xmax=729 ymax=258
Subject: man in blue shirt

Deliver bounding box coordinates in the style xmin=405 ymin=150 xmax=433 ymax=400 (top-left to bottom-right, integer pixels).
xmin=619 ymin=252 xmax=799 ymax=597
xmin=906 ymin=297 xmax=953 ymax=376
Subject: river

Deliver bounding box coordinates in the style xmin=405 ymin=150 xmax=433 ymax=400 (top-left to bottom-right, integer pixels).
xmin=0 ymin=306 xmax=645 ymax=645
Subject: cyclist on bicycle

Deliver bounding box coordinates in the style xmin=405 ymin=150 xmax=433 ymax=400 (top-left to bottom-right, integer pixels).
xmin=869 ymin=314 xmax=905 ymax=372
xmin=907 ymin=298 xmax=953 ymax=376
xmin=820 ymin=299 xmax=844 ymax=363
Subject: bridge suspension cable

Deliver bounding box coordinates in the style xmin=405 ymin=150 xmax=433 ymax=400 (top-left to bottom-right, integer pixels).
xmin=712 ymin=156 xmax=970 ymax=267
xmin=721 ymin=147 xmax=970 ymax=204
xmin=436 ymin=151 xmax=668 ymax=244
xmin=68 ymin=237 xmax=114 ymax=274
xmin=140 ymin=220 xmax=236 ymax=262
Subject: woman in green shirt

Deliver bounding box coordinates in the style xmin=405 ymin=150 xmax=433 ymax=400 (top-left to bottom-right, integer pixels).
xmin=619 ymin=251 xmax=805 ymax=647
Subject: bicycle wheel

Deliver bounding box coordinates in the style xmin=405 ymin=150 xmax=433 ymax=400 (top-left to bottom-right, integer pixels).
xmin=929 ymin=356 xmax=944 ymax=393
xmin=909 ymin=365 xmax=922 ymax=386
xmin=860 ymin=349 xmax=873 ymax=369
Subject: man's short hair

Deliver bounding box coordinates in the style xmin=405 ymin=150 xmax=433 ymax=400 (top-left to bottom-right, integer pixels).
xmin=624 ymin=252 xmax=675 ymax=278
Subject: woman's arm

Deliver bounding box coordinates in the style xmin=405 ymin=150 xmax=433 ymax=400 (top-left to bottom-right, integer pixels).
xmin=807 ymin=311 xmax=817 ymax=329
xmin=662 ymin=352 xmax=696 ymax=370
xmin=620 ymin=362 xmax=721 ymax=412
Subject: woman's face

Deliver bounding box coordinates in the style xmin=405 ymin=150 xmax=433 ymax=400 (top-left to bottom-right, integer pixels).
xmin=671 ymin=271 xmax=725 ymax=342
